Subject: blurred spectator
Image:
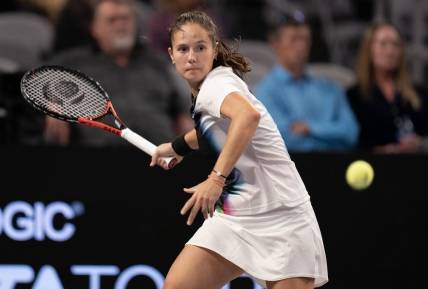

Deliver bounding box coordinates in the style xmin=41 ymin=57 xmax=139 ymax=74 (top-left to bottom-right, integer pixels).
xmin=264 ymin=1 xmax=329 ymax=61
xmin=53 ymin=0 xmax=155 ymax=53
xmin=148 ymin=0 xmax=222 ymax=55
xmin=347 ymin=22 xmax=428 ymax=153
xmin=256 ymin=12 xmax=358 ymax=152
xmin=45 ymin=0 xmax=192 ymax=146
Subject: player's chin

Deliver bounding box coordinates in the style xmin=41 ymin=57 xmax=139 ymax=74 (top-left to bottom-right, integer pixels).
xmin=183 ymin=72 xmax=204 ymax=83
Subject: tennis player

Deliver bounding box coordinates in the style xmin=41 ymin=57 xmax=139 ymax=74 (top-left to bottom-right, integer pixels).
xmin=150 ymin=11 xmax=328 ymax=289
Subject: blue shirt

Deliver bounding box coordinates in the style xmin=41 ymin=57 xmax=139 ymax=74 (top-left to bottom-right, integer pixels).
xmin=256 ymin=65 xmax=359 ymax=152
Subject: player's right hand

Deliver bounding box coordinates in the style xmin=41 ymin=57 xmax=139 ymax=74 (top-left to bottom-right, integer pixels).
xmin=150 ymin=142 xmax=183 ymax=170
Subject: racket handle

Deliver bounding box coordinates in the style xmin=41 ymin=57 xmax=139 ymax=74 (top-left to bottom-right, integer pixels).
xmin=121 ymin=128 xmax=176 ymax=169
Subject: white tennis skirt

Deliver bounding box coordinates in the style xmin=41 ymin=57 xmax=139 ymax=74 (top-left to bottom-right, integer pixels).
xmin=186 ymin=200 xmax=328 ymax=288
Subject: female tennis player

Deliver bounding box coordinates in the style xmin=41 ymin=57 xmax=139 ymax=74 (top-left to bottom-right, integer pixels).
xmin=150 ymin=11 xmax=328 ymax=289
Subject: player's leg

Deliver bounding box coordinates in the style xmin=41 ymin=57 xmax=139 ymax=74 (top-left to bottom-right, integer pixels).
xmin=267 ymin=277 xmax=314 ymax=289
xmin=163 ymin=245 xmax=244 ymax=289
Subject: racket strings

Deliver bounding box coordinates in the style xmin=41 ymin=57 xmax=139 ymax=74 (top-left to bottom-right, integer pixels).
xmin=23 ymin=68 xmax=108 ymax=120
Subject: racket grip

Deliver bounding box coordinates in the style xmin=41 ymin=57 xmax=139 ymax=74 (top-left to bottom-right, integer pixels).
xmin=121 ymin=128 xmax=176 ymax=168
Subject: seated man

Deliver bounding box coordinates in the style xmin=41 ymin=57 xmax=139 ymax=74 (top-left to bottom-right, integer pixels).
xmin=45 ymin=0 xmax=192 ymax=146
xmin=256 ymin=12 xmax=359 ymax=152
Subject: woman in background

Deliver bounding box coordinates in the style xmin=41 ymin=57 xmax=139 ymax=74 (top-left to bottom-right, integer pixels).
xmin=347 ymin=22 xmax=428 ymax=153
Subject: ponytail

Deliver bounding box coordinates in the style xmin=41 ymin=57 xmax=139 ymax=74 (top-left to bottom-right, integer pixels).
xmin=214 ymin=40 xmax=250 ymax=78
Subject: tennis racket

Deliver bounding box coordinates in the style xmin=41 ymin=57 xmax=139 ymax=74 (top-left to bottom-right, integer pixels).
xmin=20 ymin=65 xmax=177 ymax=168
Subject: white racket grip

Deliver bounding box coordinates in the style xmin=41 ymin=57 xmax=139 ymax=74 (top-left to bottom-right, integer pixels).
xmin=121 ymin=128 xmax=176 ymax=168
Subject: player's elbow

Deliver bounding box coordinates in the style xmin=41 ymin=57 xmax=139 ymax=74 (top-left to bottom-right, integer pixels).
xmin=248 ymin=109 xmax=261 ymax=125
xmin=233 ymin=106 xmax=261 ymax=128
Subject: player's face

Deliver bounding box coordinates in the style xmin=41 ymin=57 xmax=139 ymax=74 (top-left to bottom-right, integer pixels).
xmin=91 ymin=2 xmax=136 ymax=55
xmin=169 ymin=23 xmax=217 ymax=89
xmin=371 ymin=25 xmax=402 ymax=73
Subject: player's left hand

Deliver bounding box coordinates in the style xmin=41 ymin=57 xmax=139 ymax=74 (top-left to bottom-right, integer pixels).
xmin=180 ymin=178 xmax=223 ymax=225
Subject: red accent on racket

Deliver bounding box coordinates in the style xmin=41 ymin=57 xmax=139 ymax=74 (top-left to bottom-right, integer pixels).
xmin=21 ymin=65 xmax=177 ymax=169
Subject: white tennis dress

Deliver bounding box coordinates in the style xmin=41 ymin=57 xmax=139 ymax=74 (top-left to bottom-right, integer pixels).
xmin=186 ymin=66 xmax=328 ymax=288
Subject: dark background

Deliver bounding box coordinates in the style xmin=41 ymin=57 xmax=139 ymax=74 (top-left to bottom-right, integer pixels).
xmin=1 ymin=147 xmax=427 ymax=289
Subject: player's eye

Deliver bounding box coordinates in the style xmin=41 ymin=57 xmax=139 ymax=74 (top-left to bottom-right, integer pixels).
xmin=177 ymin=46 xmax=188 ymax=53
xmin=196 ymin=45 xmax=206 ymax=51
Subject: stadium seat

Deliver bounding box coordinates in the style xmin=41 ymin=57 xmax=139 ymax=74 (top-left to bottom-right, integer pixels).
xmin=0 ymin=12 xmax=54 ymax=70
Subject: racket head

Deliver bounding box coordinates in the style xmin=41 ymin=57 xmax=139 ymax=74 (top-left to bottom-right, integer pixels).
xmin=21 ymin=65 xmax=110 ymax=122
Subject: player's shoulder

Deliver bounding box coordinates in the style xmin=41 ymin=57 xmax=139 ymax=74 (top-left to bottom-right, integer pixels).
xmin=205 ymin=66 xmax=241 ymax=85
xmin=197 ymin=66 xmax=250 ymax=106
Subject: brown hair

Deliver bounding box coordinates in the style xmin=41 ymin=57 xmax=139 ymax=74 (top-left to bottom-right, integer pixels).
xmin=355 ymin=22 xmax=420 ymax=109
xmin=169 ymin=11 xmax=250 ymax=78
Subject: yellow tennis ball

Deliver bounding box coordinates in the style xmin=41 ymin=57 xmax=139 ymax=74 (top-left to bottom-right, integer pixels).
xmin=346 ymin=160 xmax=374 ymax=190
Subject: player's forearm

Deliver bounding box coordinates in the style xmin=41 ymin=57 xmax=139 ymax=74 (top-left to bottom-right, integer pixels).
xmin=184 ymin=128 xmax=199 ymax=150
xmin=213 ymin=111 xmax=260 ymax=177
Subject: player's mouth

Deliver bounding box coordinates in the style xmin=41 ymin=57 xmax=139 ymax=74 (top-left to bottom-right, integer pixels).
xmin=185 ymin=67 xmax=200 ymax=72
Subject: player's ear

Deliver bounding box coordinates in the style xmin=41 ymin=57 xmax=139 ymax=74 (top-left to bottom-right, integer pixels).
xmin=168 ymin=47 xmax=175 ymax=64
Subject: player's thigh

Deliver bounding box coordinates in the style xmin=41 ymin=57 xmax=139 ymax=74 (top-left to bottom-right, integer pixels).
xmin=267 ymin=277 xmax=314 ymax=289
xmin=163 ymin=244 xmax=244 ymax=289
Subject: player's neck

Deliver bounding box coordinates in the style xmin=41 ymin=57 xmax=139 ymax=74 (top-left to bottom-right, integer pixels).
xmin=191 ymin=87 xmax=200 ymax=98
xmin=190 ymin=81 xmax=202 ymax=97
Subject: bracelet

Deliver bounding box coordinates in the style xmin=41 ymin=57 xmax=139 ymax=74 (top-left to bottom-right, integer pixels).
xmin=207 ymin=175 xmax=225 ymax=188
xmin=212 ymin=169 xmax=227 ymax=179
xmin=171 ymin=134 xmax=194 ymax=156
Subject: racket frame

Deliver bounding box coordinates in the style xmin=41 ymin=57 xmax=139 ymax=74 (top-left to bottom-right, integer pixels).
xmin=21 ymin=65 xmax=176 ymax=168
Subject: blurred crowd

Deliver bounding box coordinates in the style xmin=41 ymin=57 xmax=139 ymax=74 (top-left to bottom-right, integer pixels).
xmin=1 ymin=0 xmax=428 ymax=154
